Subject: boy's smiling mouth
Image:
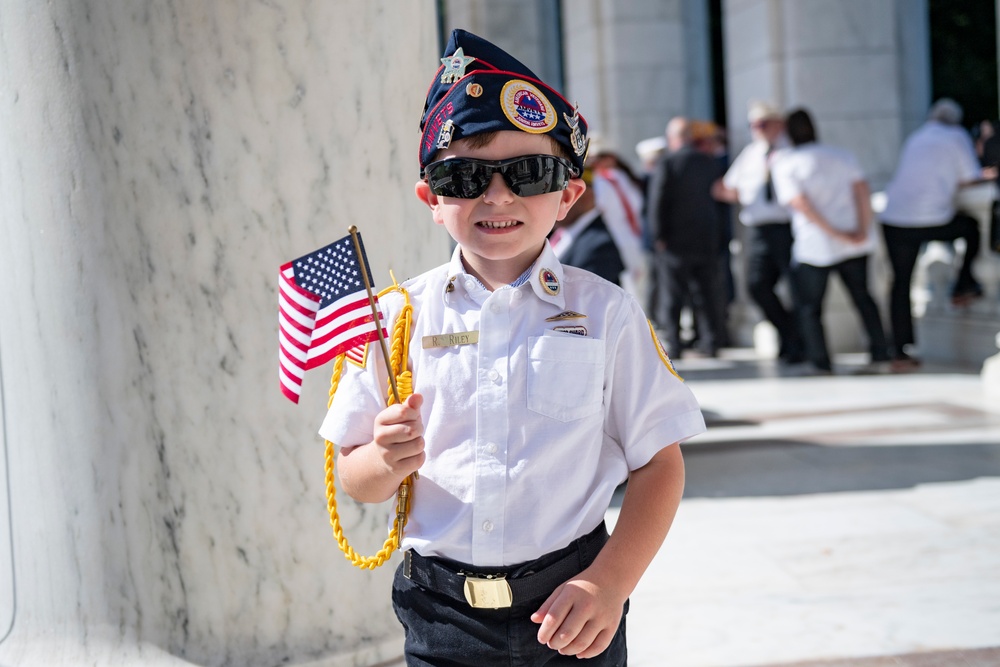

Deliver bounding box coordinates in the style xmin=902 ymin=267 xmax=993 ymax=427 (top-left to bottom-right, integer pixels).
xmin=477 ymin=220 xmax=522 ymax=229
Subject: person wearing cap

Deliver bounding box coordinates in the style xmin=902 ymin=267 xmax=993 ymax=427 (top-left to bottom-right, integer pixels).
xmin=585 ymin=145 xmax=649 ymax=300
xmin=880 ymin=98 xmax=990 ymax=370
xmin=319 ymin=29 xmax=704 ymax=665
xmin=713 ymin=101 xmax=805 ymax=364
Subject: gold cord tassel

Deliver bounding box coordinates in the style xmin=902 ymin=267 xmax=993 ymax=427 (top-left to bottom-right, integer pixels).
xmin=324 ymin=284 xmax=415 ymax=569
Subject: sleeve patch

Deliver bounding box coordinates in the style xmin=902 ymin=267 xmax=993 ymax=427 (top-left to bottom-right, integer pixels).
xmin=648 ymin=320 xmax=683 ymax=381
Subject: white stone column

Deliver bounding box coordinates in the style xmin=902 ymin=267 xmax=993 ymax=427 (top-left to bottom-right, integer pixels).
xmin=562 ymin=0 xmax=712 ymax=166
xmin=0 ymin=2 xmax=445 ymax=665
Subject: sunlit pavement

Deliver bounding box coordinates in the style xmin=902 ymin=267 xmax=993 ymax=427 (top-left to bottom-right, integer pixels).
xmin=615 ymin=349 xmax=1000 ymax=667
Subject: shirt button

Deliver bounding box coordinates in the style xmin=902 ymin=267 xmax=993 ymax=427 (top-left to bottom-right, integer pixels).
xmin=482 ymin=520 xmax=494 ymax=532
xmin=486 ymin=443 xmax=498 ymax=455
xmin=512 ymin=290 xmax=523 ymax=301
xmin=490 ymin=302 xmax=502 ymax=314
xmin=488 ymin=369 xmax=500 ymax=383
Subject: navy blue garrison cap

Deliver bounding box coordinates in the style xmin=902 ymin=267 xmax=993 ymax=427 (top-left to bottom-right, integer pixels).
xmin=419 ymin=29 xmax=589 ymax=177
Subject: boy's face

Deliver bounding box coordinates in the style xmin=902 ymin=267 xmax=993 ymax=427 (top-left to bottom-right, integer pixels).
xmin=415 ymin=131 xmax=585 ymax=281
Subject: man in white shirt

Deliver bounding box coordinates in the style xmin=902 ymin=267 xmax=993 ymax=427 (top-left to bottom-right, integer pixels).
xmin=880 ymin=98 xmax=987 ymax=369
xmin=713 ymin=101 xmax=804 ymax=363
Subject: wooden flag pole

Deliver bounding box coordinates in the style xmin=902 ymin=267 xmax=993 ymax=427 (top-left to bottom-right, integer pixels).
xmin=348 ymin=225 xmax=400 ymax=404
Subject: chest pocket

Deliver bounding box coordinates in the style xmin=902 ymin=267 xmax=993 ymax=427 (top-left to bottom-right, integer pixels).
xmin=526 ymin=335 xmax=605 ymax=422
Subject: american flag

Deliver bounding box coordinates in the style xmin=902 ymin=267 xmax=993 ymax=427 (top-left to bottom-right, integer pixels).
xmin=278 ymin=233 xmax=386 ymax=404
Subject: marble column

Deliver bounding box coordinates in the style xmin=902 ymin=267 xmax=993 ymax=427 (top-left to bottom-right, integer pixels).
xmin=562 ymin=0 xmax=713 ymax=167
xmin=0 ymin=1 xmax=446 ymax=666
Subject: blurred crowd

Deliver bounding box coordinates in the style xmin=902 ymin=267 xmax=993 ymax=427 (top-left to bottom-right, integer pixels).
xmin=551 ymin=97 xmax=996 ymax=375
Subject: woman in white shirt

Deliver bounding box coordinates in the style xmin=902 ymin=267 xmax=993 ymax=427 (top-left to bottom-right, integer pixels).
xmin=771 ymin=108 xmax=891 ymax=373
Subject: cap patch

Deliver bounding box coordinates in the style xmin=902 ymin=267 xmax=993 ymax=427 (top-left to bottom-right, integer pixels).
xmin=436 ymin=119 xmax=455 ymax=150
xmin=565 ymin=105 xmax=588 ymax=157
xmin=423 ymin=101 xmax=456 ymax=156
xmin=440 ymin=47 xmax=475 ymax=84
xmin=501 ymin=80 xmax=557 ymax=134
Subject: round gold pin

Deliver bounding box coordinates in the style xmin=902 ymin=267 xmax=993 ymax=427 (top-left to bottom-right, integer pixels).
xmin=539 ymin=268 xmax=560 ymax=296
xmin=466 ymin=82 xmax=484 ymax=98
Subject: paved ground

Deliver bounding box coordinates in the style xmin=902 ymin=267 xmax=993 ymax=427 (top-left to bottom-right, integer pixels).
xmin=757 ymin=645 xmax=1000 ymax=666
xmin=616 ymin=350 xmax=1000 ymax=667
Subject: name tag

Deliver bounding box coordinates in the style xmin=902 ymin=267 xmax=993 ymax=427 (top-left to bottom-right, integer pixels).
xmin=421 ymin=331 xmax=480 ymax=349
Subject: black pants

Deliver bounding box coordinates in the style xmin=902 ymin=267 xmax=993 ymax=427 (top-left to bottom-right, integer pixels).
xmin=793 ymin=255 xmax=891 ymax=370
xmin=653 ymin=251 xmax=727 ymax=356
xmin=745 ymin=222 xmax=803 ymax=360
xmin=881 ymin=214 xmax=981 ymax=356
xmin=392 ymin=525 xmax=627 ymax=666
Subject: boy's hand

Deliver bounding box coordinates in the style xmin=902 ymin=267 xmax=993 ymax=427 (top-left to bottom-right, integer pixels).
xmin=371 ymin=393 xmax=426 ymax=477
xmin=531 ymin=572 xmax=626 ymax=659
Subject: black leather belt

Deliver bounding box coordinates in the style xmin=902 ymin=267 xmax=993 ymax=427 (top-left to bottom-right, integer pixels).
xmin=403 ymin=522 xmax=609 ymax=609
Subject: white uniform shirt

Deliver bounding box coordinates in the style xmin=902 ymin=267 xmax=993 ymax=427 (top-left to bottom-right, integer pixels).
xmin=722 ymin=137 xmax=793 ymax=225
xmin=320 ymin=242 xmax=706 ymax=567
xmin=881 ymin=121 xmax=981 ymax=226
xmin=771 ymin=142 xmax=876 ymax=267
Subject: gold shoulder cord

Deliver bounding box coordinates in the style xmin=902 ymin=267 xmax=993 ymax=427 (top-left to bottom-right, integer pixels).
xmin=324 ymin=283 xmax=415 ymax=569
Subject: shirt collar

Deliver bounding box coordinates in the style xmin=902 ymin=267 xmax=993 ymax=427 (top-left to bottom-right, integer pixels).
xmin=442 ymin=242 xmax=567 ymax=309
xmin=526 ymin=241 xmax=567 ymax=309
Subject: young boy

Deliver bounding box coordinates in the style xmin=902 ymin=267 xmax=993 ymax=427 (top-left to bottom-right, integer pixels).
xmin=320 ymin=29 xmax=706 ymax=665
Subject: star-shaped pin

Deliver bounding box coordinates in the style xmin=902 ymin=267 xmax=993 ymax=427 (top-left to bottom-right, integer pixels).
xmin=440 ymin=47 xmax=475 ymax=84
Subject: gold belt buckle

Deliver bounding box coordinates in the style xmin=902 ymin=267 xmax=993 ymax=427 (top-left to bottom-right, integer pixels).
xmin=463 ymin=574 xmax=513 ymax=609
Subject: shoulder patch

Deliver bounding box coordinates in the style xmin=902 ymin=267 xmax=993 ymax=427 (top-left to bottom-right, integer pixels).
xmin=648 ymin=320 xmax=682 ymax=381
xmin=345 ymin=341 xmax=371 ymax=368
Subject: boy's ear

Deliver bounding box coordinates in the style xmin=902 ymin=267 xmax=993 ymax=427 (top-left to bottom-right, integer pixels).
xmin=415 ymin=180 xmax=448 ymax=226
xmin=555 ymin=178 xmax=587 ymax=220
xmin=415 ymin=180 xmax=438 ymax=209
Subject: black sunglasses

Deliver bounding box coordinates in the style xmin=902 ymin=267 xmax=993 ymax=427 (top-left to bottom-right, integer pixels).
xmin=424 ymin=154 xmax=577 ymax=199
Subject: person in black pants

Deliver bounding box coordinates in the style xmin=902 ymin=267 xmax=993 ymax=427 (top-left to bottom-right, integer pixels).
xmin=713 ymin=101 xmax=804 ymax=363
xmin=879 ymin=99 xmax=989 ymax=369
xmin=647 ymin=116 xmax=728 ymax=357
xmin=771 ymin=108 xmax=891 ymax=374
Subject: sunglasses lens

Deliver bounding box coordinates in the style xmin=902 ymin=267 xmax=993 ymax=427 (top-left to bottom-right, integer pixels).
xmin=426 ymin=159 xmax=493 ymax=198
xmin=504 ymin=156 xmax=571 ymax=197
xmin=426 ymin=155 xmax=573 ymax=199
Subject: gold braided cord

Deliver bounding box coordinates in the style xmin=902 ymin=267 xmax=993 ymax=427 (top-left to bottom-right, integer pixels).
xmin=324 ymin=284 xmax=415 ymax=569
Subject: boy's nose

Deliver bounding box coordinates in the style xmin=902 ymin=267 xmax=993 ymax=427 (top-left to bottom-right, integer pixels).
xmin=481 ymin=172 xmax=515 ymax=203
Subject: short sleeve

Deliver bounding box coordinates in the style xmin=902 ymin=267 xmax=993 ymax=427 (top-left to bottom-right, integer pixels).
xmin=603 ymin=298 xmax=706 ymax=471
xmin=317 ymin=353 xmax=387 ymax=450
xmin=317 ymin=293 xmax=403 ymax=449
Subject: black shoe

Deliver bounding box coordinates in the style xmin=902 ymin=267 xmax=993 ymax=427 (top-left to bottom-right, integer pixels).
xmin=891 ymin=353 xmax=921 ymax=372
xmin=779 ymin=352 xmax=806 ymax=365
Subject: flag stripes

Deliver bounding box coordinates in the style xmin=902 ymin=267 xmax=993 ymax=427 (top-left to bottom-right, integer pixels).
xmin=277 ymin=232 xmax=386 ymax=403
